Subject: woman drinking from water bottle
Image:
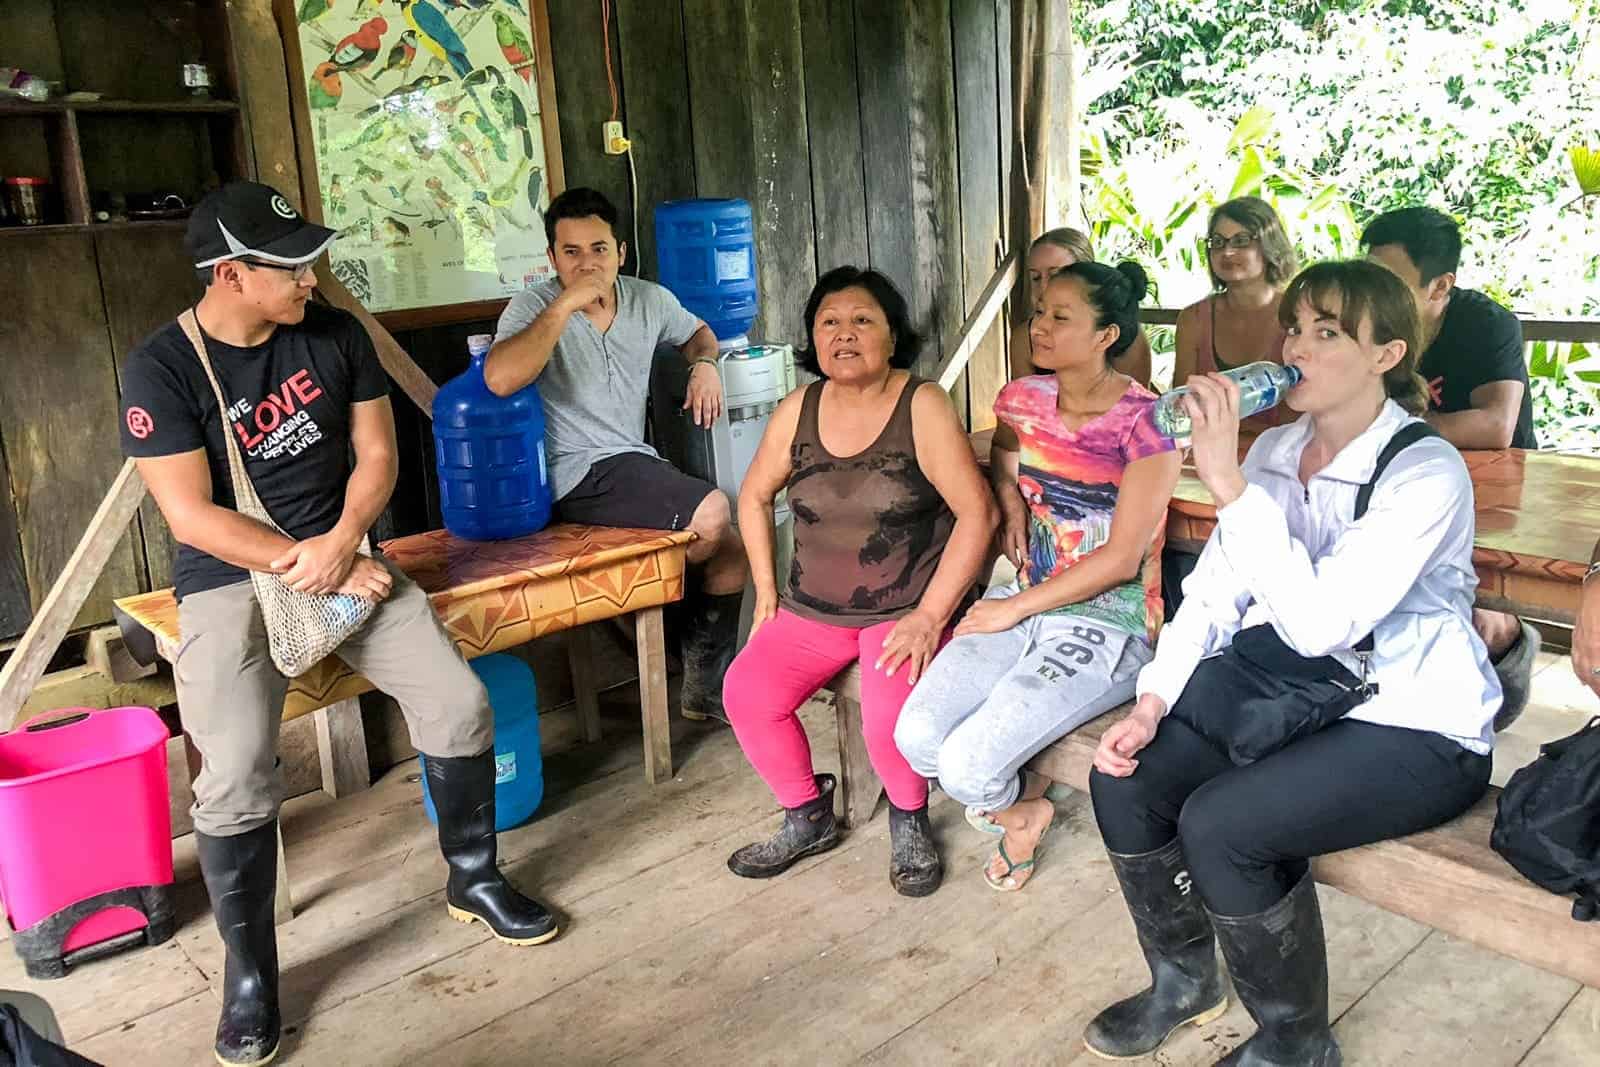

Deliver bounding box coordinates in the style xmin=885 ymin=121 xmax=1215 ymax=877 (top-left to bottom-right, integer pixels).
xmin=1083 ymin=260 xmax=1499 ymax=1065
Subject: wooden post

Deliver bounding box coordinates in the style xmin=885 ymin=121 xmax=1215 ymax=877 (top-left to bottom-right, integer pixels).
xmin=829 ymin=665 xmax=883 ymax=830
xmin=313 ymin=697 xmax=370 ymax=798
xmin=1044 ymin=1 xmax=1079 ymax=228
xmin=0 ymin=460 xmax=146 ymax=729
xmin=565 ymin=625 xmax=604 ymax=744
xmin=1007 ymin=0 xmax=1053 ymax=331
xmin=634 ymin=605 xmax=671 ymax=784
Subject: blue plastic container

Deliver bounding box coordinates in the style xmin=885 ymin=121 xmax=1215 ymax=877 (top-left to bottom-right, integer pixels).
xmin=422 ymin=654 xmax=544 ymax=832
xmin=655 ymin=198 xmax=758 ymax=343
xmin=432 ymin=334 xmax=552 ymax=541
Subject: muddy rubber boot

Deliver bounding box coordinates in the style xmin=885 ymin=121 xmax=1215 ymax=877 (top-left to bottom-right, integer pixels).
xmin=728 ymin=774 xmax=841 ymax=878
xmin=425 ymin=750 xmax=560 ymax=946
xmin=888 ymin=802 xmax=943 ymax=897
xmin=195 ymin=822 xmax=282 ymax=1067
xmin=681 ymin=590 xmax=744 ymax=724
xmin=1492 ymin=620 xmax=1541 ymax=732
xmin=1211 ymin=874 xmax=1341 ymax=1067
xmin=1083 ymin=839 xmax=1228 ymax=1060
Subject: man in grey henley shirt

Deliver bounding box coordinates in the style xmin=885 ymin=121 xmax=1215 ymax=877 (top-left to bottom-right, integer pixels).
xmin=487 ymin=187 xmax=749 ymax=723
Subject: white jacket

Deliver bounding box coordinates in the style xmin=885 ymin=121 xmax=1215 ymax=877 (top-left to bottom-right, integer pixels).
xmin=1139 ymin=399 xmax=1500 ymax=754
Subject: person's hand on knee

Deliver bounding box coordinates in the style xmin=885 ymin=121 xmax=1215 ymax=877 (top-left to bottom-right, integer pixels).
xmin=875 ymin=609 xmax=941 ymax=684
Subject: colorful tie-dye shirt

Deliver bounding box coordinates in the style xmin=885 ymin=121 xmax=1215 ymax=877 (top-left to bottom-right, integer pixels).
xmin=994 ymin=375 xmax=1175 ymax=642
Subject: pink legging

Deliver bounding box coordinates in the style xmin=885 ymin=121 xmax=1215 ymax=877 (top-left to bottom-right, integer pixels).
xmin=722 ymin=608 xmax=940 ymax=810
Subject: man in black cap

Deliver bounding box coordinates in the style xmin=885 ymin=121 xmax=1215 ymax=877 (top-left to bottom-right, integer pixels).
xmin=118 ymin=182 xmax=559 ymax=1066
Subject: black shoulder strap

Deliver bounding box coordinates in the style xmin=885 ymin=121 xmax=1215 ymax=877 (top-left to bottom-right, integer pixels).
xmin=1351 ymin=421 xmax=1443 ymax=655
xmin=1354 ymin=421 xmax=1442 ymax=521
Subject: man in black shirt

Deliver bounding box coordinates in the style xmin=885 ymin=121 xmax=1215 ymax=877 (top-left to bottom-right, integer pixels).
xmin=120 ymin=183 xmax=558 ymax=1066
xmin=1363 ymin=206 xmax=1536 ymax=449
xmin=1364 ymin=205 xmax=1539 ymax=730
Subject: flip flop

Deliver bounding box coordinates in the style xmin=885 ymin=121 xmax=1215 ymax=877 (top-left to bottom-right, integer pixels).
xmin=984 ymin=837 xmax=1039 ymax=892
xmin=965 ymin=805 xmax=1004 ymax=835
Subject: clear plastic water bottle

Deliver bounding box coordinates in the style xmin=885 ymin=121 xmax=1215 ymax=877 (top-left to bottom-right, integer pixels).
xmin=1151 ymin=361 xmax=1302 ymax=438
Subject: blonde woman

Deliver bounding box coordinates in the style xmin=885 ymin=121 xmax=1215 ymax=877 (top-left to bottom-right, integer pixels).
xmin=1010 ymin=228 xmax=1153 ymax=387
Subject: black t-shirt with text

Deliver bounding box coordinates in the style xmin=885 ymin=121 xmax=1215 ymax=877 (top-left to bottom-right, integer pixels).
xmin=1419 ymin=287 xmax=1537 ymax=449
xmin=118 ymin=303 xmax=389 ymax=598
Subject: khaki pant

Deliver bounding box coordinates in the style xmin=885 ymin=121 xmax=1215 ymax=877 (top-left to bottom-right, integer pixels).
xmin=174 ymin=562 xmax=492 ymax=837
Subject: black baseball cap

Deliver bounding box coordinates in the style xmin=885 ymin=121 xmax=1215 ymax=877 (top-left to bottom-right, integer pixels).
xmin=186 ymin=181 xmax=338 ymax=269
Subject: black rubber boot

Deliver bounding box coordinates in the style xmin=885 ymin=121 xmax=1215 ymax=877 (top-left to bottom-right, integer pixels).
xmin=888 ymin=802 xmax=943 ymax=897
xmin=194 ymin=822 xmax=281 ymax=1067
xmin=680 ymin=590 xmax=744 ymax=724
xmin=728 ymin=774 xmax=841 ymax=878
xmin=1084 ymin=840 xmax=1228 ymax=1060
xmin=1492 ymin=620 xmax=1540 ymax=732
xmin=1211 ymin=874 xmax=1342 ymax=1066
xmin=425 ymin=750 xmax=560 ymax=946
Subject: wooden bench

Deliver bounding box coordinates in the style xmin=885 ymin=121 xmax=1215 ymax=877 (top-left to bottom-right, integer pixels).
xmin=115 ymin=523 xmax=695 ymax=921
xmin=827 ymin=668 xmax=1600 ymax=991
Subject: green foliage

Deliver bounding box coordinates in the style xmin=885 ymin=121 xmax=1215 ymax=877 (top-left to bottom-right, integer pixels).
xmin=1076 ymin=0 xmax=1600 ymax=445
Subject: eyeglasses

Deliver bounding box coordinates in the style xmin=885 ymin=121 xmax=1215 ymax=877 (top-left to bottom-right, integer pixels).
xmin=241 ymin=259 xmax=316 ymax=282
xmin=1205 ymin=233 xmax=1259 ymax=253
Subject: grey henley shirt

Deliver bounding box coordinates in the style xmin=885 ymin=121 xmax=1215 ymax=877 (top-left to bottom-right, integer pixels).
xmin=493 ymin=275 xmax=704 ymax=499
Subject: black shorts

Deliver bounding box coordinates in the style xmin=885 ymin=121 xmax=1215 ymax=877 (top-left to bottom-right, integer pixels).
xmin=556 ymin=452 xmax=717 ymax=532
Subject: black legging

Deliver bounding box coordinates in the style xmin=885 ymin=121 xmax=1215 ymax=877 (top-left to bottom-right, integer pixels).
xmin=1090 ymin=715 xmax=1491 ymax=916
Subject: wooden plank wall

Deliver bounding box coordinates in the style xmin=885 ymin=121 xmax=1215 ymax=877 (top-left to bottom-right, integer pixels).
xmin=383 ymin=0 xmax=1014 ymax=561
xmin=550 ymin=0 xmax=1011 ymax=404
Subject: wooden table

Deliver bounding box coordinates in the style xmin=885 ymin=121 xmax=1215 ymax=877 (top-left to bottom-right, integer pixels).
xmin=1167 ymin=448 xmax=1600 ymax=622
xmin=115 ymin=523 xmax=696 ymax=787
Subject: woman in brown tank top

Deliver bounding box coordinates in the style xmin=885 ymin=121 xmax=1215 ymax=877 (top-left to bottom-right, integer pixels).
xmin=720 ymin=267 xmax=997 ymax=897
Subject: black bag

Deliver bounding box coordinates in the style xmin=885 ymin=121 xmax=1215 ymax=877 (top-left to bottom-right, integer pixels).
xmin=1169 ymin=624 xmax=1370 ymax=764
xmin=0 ymin=1004 xmax=102 ymax=1067
xmin=1166 ymin=422 xmax=1441 ymax=765
xmin=1491 ymin=716 xmax=1600 ymax=923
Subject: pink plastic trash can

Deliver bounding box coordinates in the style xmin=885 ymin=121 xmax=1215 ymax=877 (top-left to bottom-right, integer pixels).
xmin=0 ymin=707 xmax=175 ymax=979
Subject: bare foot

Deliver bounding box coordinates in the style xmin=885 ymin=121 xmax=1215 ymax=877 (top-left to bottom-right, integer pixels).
xmin=983 ymin=795 xmax=1055 ymax=889
xmin=972 ymin=770 xmax=1050 ymax=831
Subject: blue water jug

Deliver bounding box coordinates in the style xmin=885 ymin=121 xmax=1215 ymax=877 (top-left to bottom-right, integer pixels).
xmin=432 ymin=334 xmax=552 ymax=541
xmin=655 ymin=198 xmax=758 ymax=344
xmin=421 ymin=654 xmax=544 ymax=831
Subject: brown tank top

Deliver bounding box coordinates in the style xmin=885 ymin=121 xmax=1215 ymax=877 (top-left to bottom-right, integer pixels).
xmin=783 ymin=375 xmax=956 ymax=627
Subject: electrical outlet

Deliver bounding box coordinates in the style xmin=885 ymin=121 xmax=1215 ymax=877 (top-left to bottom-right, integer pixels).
xmin=603 ymin=120 xmax=630 ymax=155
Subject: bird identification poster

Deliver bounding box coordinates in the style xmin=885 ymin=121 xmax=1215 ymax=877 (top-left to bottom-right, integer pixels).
xmin=289 ymin=0 xmax=559 ymax=315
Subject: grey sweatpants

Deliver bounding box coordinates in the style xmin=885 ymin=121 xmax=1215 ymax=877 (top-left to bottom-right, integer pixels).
xmin=174 ymin=561 xmax=492 ymax=837
xmin=894 ymin=585 xmax=1151 ymax=811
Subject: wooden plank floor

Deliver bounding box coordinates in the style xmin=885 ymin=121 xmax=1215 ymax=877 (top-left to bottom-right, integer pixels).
xmin=4 ymin=660 xmax=1599 ymax=1066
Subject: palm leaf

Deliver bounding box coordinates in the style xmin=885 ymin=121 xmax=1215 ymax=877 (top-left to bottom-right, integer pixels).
xmin=1226 ymin=104 xmax=1275 ymax=152
xmin=1571 ymin=146 xmax=1600 ymax=196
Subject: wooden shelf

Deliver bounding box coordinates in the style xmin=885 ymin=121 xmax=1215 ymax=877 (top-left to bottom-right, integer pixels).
xmin=0 ymin=220 xmax=188 ymax=239
xmin=0 ymin=99 xmax=239 ymax=116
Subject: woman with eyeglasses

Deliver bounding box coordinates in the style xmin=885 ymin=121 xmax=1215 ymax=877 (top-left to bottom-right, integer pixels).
xmin=1010 ymin=228 xmax=1153 ymax=387
xmin=1174 ymin=198 xmax=1297 ymax=429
